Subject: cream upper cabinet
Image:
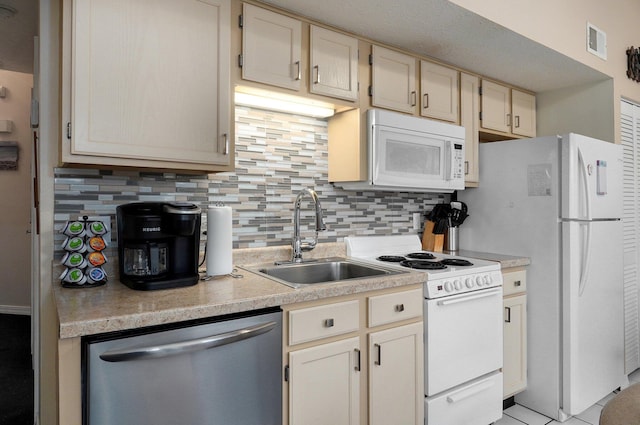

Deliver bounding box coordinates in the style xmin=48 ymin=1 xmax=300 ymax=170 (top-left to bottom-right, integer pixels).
xmin=309 ymin=25 xmax=359 ymax=101
xmin=512 ymin=89 xmax=536 ymax=137
xmin=369 ymin=322 xmax=424 ymax=425
xmin=288 ymin=337 xmax=361 ymax=425
xmin=62 ymin=0 xmax=232 ymax=172
xmin=370 ymin=45 xmax=417 ymax=114
xmin=481 ymin=80 xmax=511 ymax=133
xmin=420 ymin=61 xmax=459 ymax=122
xmin=502 ymin=268 xmax=528 ymax=398
xmin=481 ymin=79 xmax=536 ymax=138
xmin=460 ymin=73 xmax=480 ymax=186
xmin=241 ymin=3 xmax=302 ymax=91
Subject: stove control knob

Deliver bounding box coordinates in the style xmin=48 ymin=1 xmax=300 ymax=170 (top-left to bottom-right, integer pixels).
xmin=454 ymin=280 xmax=462 ymax=290
xmin=476 ymin=276 xmax=483 ymax=287
xmin=444 ymin=281 xmax=454 ymax=292
xmin=465 ymin=278 xmax=474 ymax=289
xmin=485 ymin=274 xmax=493 ymax=285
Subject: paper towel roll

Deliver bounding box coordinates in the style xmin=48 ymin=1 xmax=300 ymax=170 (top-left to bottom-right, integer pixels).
xmin=206 ymin=206 xmax=233 ymax=276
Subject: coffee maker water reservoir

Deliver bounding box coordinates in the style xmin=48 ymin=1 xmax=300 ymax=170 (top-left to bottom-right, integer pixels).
xmin=117 ymin=202 xmax=202 ymax=290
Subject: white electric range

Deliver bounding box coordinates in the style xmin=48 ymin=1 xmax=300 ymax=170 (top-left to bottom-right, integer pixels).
xmin=346 ymin=234 xmax=504 ymax=425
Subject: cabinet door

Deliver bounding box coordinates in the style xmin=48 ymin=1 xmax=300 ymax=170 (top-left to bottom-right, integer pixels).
xmin=310 ymin=26 xmax=358 ymax=101
xmin=460 ymin=73 xmax=480 ymax=185
xmin=70 ymin=0 xmax=231 ymax=168
xmin=420 ymin=61 xmax=458 ymax=122
xmin=512 ymin=89 xmax=536 ymax=137
xmin=503 ymin=294 xmax=527 ymax=398
xmin=242 ymin=3 xmax=302 ymax=91
xmin=289 ymin=337 xmax=360 ymax=425
xmin=369 ymin=322 xmax=424 ymax=425
xmin=481 ymin=80 xmax=511 ymax=133
xmin=371 ymin=45 xmax=417 ymax=114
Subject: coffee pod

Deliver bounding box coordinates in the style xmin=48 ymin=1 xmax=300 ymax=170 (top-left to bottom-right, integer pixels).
xmin=61 ymin=252 xmax=88 ymax=269
xmin=62 ymin=221 xmax=86 ymax=238
xmin=87 ymin=236 xmax=107 ymax=252
xmin=60 ymin=268 xmax=87 ymax=285
xmin=87 ymin=251 xmax=107 ymax=267
xmin=86 ymin=221 xmax=108 ymax=237
xmin=86 ymin=267 xmax=107 ymax=285
xmin=62 ymin=236 xmax=87 ymax=253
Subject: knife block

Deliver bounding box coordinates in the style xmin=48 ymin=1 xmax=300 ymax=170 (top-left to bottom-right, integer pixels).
xmin=422 ymin=221 xmax=444 ymax=252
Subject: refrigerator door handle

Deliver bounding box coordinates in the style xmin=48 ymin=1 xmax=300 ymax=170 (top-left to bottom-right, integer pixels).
xmin=578 ymin=221 xmax=592 ymax=296
xmin=577 ymin=147 xmax=592 ymax=220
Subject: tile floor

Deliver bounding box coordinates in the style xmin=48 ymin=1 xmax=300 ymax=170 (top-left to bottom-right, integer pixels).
xmin=496 ymin=370 xmax=640 ymax=425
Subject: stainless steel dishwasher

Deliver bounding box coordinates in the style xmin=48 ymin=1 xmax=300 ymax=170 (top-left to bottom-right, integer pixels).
xmin=82 ymin=308 xmax=282 ymax=425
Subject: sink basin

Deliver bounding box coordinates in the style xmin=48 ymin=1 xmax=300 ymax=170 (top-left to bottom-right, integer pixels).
xmin=248 ymin=257 xmax=402 ymax=288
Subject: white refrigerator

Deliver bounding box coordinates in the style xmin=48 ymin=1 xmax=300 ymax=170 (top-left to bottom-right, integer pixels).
xmin=459 ymin=133 xmax=626 ymax=421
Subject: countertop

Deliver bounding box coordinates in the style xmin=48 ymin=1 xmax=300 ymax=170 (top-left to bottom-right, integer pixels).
xmin=54 ymin=243 xmax=530 ymax=339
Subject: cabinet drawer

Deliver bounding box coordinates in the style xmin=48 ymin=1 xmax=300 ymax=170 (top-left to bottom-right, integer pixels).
xmin=503 ymin=269 xmax=527 ymax=296
xmin=289 ymin=300 xmax=359 ymax=345
xmin=368 ymin=288 xmax=423 ymax=327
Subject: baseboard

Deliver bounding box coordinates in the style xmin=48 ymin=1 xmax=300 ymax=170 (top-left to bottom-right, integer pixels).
xmin=0 ymin=305 xmax=31 ymax=315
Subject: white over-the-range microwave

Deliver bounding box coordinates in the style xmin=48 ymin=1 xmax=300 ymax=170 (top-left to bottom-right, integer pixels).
xmin=334 ymin=109 xmax=465 ymax=193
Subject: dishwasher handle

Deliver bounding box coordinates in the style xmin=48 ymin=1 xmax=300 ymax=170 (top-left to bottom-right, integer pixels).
xmin=99 ymin=321 xmax=278 ymax=362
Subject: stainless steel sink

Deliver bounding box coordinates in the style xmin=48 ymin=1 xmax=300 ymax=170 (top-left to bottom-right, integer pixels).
xmin=246 ymin=257 xmax=403 ymax=288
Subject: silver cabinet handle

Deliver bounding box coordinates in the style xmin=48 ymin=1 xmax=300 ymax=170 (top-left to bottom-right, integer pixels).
xmin=99 ymin=321 xmax=277 ymax=362
xmin=294 ymin=61 xmax=301 ymax=81
xmin=514 ymin=280 xmax=521 ymax=287
xmin=374 ymin=343 xmax=381 ymax=365
xmin=220 ymin=133 xmax=229 ymax=155
xmin=505 ymin=306 xmax=512 ymax=323
xmin=506 ymin=113 xmax=512 ymax=126
xmin=515 ymin=115 xmax=520 ymax=128
xmin=313 ymin=65 xmax=320 ymax=84
xmin=423 ymin=93 xmax=429 ymax=109
xmin=410 ymin=91 xmax=417 ymax=107
xmin=395 ymin=304 xmax=405 ymax=312
xmin=324 ymin=318 xmax=334 ymax=328
xmin=354 ymin=348 xmax=361 ymax=371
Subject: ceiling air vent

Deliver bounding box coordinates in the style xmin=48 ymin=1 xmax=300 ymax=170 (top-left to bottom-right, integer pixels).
xmin=587 ymin=22 xmax=607 ymax=60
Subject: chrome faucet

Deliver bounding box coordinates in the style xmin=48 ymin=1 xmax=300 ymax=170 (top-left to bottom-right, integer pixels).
xmin=291 ymin=188 xmax=327 ymax=263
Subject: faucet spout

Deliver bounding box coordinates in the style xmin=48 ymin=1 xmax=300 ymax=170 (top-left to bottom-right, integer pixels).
xmin=292 ymin=188 xmax=326 ymax=263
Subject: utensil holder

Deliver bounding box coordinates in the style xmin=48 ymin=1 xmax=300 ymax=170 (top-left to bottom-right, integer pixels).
xmin=445 ymin=226 xmax=459 ymax=252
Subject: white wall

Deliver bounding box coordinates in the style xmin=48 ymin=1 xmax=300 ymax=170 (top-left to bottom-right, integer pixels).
xmin=0 ymin=70 xmax=33 ymax=312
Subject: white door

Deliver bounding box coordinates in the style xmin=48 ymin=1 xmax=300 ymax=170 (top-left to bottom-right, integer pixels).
xmin=369 ymin=322 xmax=423 ymax=425
xmin=424 ymin=288 xmax=503 ymax=395
xmin=561 ymin=220 xmax=624 ymax=415
xmin=561 ymin=134 xmax=623 ymax=220
xmin=289 ymin=337 xmax=360 ymax=425
xmin=621 ymin=99 xmax=640 ymax=373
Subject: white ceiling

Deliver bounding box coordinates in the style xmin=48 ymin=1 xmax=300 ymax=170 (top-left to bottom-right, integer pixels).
xmin=0 ymin=0 xmax=37 ymax=74
xmin=261 ymin=0 xmax=610 ymax=93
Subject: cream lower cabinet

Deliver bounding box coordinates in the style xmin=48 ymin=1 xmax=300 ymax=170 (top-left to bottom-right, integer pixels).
xmin=502 ymin=268 xmax=528 ymax=398
xmin=61 ymin=0 xmax=233 ymax=172
xmin=289 ymin=337 xmax=361 ymax=425
xmin=369 ymin=322 xmax=423 ymax=425
xmin=283 ymin=285 xmax=424 ymax=425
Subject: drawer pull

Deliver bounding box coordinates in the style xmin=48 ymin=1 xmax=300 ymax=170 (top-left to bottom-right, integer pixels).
xmin=395 ymin=304 xmax=405 ymax=312
xmin=354 ymin=348 xmax=361 ymax=371
xmin=324 ymin=318 xmax=334 ymax=328
xmin=514 ymin=280 xmax=521 ymax=287
xmin=505 ymin=306 xmax=511 ymax=323
xmin=374 ymin=343 xmax=382 ymax=365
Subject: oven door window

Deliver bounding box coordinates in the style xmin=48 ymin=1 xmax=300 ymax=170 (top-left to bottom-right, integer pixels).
xmin=373 ymin=125 xmax=445 ymax=187
xmin=424 ymin=288 xmax=503 ymax=396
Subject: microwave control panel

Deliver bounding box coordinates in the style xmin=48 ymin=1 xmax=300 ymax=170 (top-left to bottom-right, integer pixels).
xmin=453 ymin=143 xmax=464 ymax=179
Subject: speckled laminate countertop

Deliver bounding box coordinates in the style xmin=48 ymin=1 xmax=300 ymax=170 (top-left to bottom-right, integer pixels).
xmin=54 ymin=243 xmax=530 ymax=339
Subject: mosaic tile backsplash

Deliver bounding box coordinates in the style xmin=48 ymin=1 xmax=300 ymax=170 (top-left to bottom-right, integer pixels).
xmin=54 ymin=106 xmax=449 ymax=256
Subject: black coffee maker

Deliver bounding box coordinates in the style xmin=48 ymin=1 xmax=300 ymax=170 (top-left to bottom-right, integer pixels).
xmin=116 ymin=202 xmax=201 ymax=290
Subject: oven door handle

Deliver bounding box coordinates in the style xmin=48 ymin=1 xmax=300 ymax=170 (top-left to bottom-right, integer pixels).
xmin=436 ymin=288 xmax=501 ymax=306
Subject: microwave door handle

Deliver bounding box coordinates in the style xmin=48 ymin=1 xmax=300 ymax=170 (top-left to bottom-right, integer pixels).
xmin=444 ymin=141 xmax=453 ymax=181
